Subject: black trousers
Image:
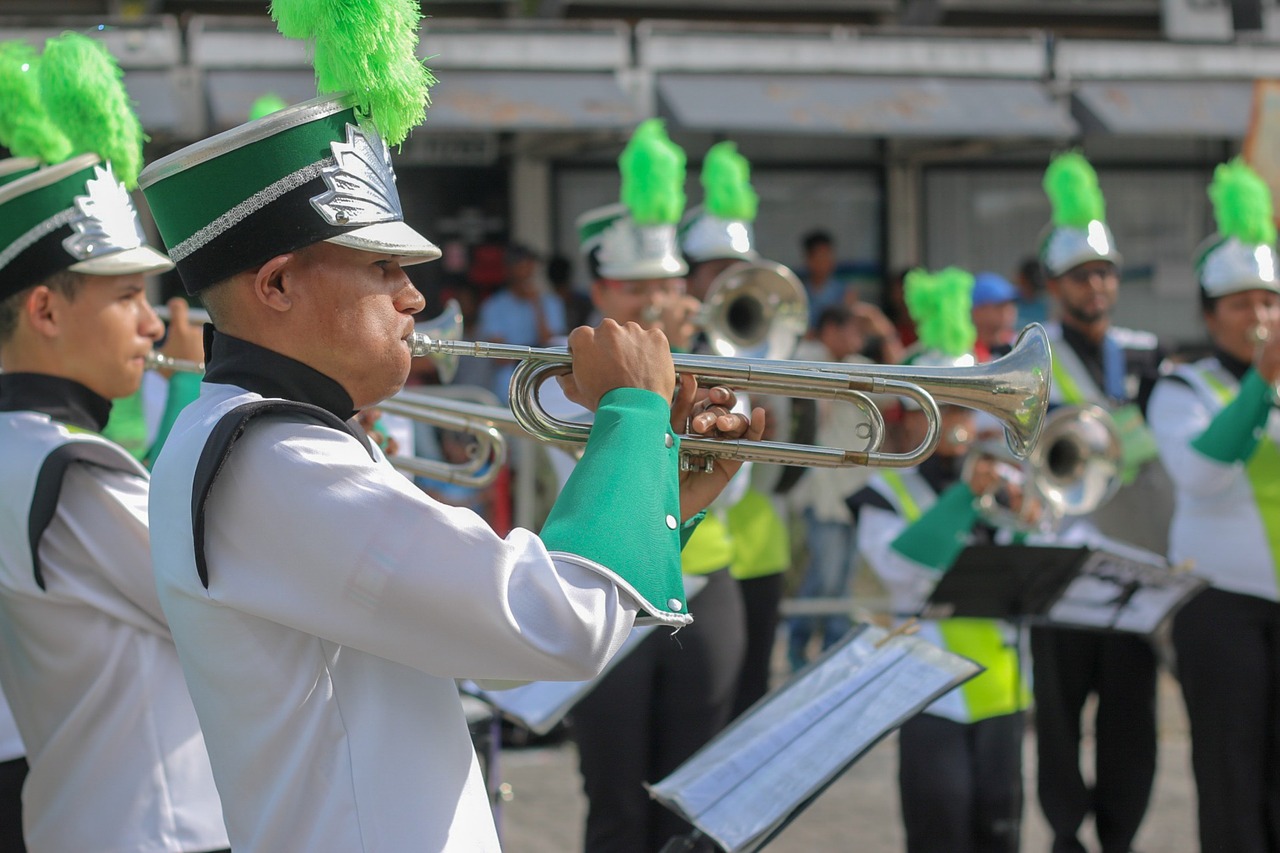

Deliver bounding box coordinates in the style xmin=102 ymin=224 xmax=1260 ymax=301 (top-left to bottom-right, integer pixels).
xmin=731 ymin=572 xmax=784 ymax=719
xmin=898 ymin=712 xmax=1025 ymax=853
xmin=571 ymin=569 xmax=746 ymax=853
xmin=1030 ymin=626 xmax=1157 ymax=853
xmin=0 ymin=757 xmax=23 ymax=853
xmin=1172 ymin=587 xmax=1280 ymax=853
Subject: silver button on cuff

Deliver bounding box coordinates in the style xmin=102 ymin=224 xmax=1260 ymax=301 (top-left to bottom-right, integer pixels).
xmin=668 ymin=599 xmax=683 ymax=611
xmin=664 ymin=433 xmax=674 ymax=448
xmin=665 ymin=514 xmax=678 ymax=529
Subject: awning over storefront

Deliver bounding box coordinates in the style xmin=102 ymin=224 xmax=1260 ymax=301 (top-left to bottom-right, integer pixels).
xmin=657 ymin=73 xmax=1078 ymax=137
xmin=427 ymin=71 xmax=641 ymax=129
xmin=206 ymin=69 xmax=640 ymax=132
xmin=1071 ymin=80 xmax=1254 ymax=137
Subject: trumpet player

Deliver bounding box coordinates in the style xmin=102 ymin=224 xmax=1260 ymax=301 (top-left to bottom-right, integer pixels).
xmin=555 ymin=124 xmax=761 ymax=853
xmin=0 ymin=36 xmax=226 ymax=852
xmin=1148 ymin=159 xmax=1280 ymax=852
xmin=849 ymin=268 xmax=1029 ymax=853
xmin=1032 ymin=152 xmax=1169 ymax=853
xmin=138 ymin=30 xmax=761 ymax=846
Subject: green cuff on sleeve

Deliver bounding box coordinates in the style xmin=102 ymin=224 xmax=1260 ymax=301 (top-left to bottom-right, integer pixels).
xmin=539 ymin=387 xmax=690 ymax=626
xmin=891 ymin=481 xmax=978 ymax=571
xmin=1191 ymin=369 xmax=1274 ymax=464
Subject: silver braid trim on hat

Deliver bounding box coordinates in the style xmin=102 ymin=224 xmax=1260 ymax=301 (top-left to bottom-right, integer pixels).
xmin=0 ymin=208 xmax=77 ymax=273
xmin=168 ymin=157 xmax=337 ymax=263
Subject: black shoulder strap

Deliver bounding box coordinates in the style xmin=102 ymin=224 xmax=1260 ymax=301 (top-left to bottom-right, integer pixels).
xmin=29 ymin=440 xmax=145 ymax=591
xmin=191 ymin=400 xmax=373 ymax=589
xmin=844 ymin=486 xmax=894 ymax=526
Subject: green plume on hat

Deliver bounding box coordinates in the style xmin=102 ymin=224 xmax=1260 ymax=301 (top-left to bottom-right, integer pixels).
xmin=0 ymin=41 xmax=72 ymax=165
xmin=619 ymin=119 xmax=686 ymax=226
xmin=701 ymin=141 xmax=758 ymax=222
xmin=249 ymin=93 xmax=289 ymax=122
xmin=270 ymin=0 xmax=435 ymax=147
xmin=904 ymin=266 xmax=976 ymax=357
xmin=38 ymin=33 xmax=145 ymax=188
xmin=1208 ymin=157 xmax=1277 ymax=247
xmin=1043 ymin=151 xmax=1106 ymax=229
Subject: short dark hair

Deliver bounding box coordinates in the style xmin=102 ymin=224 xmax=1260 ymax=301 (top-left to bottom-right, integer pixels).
xmin=816 ymin=304 xmax=854 ymax=332
xmin=1199 ymin=288 xmax=1218 ymax=315
xmin=0 ymin=269 xmax=84 ymax=345
xmin=802 ymin=230 xmax=833 ymax=256
xmin=586 ymin=246 xmax=604 ymax=282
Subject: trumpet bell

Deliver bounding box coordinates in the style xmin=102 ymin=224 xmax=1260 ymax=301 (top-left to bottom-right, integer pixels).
xmin=413 ymin=300 xmax=464 ymax=384
xmin=1032 ymin=405 xmax=1123 ymax=518
xmin=701 ymin=260 xmax=808 ymax=361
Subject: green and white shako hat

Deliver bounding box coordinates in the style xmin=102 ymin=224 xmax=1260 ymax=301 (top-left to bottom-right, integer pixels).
xmin=140 ymin=93 xmax=439 ymax=294
xmin=1195 ymin=158 xmax=1279 ymax=298
xmin=0 ymin=157 xmax=39 ymax=188
xmin=1039 ymin=152 xmax=1122 ymax=278
xmin=577 ymin=119 xmax=688 ymax=280
xmin=901 ymin=266 xmax=977 ymax=371
xmin=0 ymin=154 xmax=172 ymax=300
xmin=0 ymin=35 xmax=172 ymax=301
xmin=680 ymin=141 xmax=758 ymax=264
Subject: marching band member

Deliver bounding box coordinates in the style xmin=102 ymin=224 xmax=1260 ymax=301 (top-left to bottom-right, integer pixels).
xmin=1148 ymin=159 xmax=1280 ymax=852
xmin=680 ymin=141 xmax=786 ymax=715
xmin=849 ymin=267 xmax=1029 ymax=853
xmin=138 ymin=8 xmax=760 ymax=845
xmin=1032 ymin=152 xmax=1169 ymax=853
xmin=0 ymin=36 xmax=224 ymax=852
xmin=555 ymin=123 xmax=757 ymax=853
xmin=0 ymin=153 xmax=42 ymax=853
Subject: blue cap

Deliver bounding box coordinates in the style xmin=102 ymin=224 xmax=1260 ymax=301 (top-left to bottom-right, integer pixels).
xmin=971 ymin=272 xmax=1017 ymax=307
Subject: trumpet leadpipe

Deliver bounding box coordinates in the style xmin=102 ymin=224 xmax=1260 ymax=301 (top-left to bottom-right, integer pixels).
xmin=144 ymin=350 xmax=205 ymax=374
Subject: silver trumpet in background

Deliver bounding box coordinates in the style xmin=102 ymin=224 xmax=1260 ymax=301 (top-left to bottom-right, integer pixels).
xmin=962 ymin=404 xmax=1122 ymax=531
xmin=408 ymin=305 xmax=1053 ymax=471
xmin=376 ymin=391 xmax=510 ymax=488
xmin=1249 ymin=322 xmax=1280 ymax=402
xmin=691 ymin=260 xmax=809 ymax=361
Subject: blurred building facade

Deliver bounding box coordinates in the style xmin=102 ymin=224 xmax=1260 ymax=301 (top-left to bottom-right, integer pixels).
xmin=4 ymin=0 xmax=1278 ymax=343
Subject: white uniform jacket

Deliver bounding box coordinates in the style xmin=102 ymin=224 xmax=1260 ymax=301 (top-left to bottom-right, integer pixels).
xmin=1149 ymin=356 xmax=1280 ymax=602
xmin=0 ymin=374 xmax=226 ymax=853
xmin=149 ymin=335 xmax=675 ymax=852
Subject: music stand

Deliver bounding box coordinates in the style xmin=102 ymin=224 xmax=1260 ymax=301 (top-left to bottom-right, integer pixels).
xmin=923 ymin=544 xmax=1206 ymax=635
xmin=648 ymin=623 xmax=981 ymax=853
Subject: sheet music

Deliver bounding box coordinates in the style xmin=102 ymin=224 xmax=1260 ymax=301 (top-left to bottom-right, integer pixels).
xmin=648 ymin=625 xmax=979 ymax=853
xmin=463 ymin=626 xmax=654 ymax=735
xmin=1046 ymin=550 xmax=1205 ymax=634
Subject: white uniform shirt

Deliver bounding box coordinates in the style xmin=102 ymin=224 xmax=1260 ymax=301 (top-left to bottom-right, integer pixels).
xmin=1149 ymin=358 xmax=1280 ymax=601
xmin=0 ymin=377 xmax=226 ymax=853
xmin=150 ymin=371 xmax=648 ymax=852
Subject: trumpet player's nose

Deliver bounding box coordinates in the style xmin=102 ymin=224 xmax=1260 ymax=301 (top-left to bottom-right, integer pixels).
xmin=395 ymin=276 xmax=426 ymax=317
xmin=138 ymin=298 xmax=164 ymax=342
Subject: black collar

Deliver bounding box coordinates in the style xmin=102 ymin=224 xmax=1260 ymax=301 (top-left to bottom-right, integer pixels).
xmin=1060 ymin=322 xmax=1104 ymax=364
xmin=919 ymin=452 xmax=962 ymax=494
xmin=203 ymin=330 xmax=356 ymax=420
xmin=0 ymin=373 xmax=112 ymax=432
xmin=1214 ymin=347 xmax=1252 ymax=382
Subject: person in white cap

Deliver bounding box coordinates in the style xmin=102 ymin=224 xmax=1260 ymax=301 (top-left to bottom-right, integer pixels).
xmin=0 ymin=35 xmax=224 ymax=852
xmin=1149 ymin=158 xmax=1280 ymax=852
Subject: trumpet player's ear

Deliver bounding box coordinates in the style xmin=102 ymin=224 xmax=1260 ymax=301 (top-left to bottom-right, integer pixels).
xmin=251 ymin=253 xmax=297 ymax=314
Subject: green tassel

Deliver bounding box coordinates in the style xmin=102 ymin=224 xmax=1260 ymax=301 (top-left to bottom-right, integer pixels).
xmin=270 ymin=0 xmax=435 ymax=147
xmin=249 ymin=93 xmax=289 ymax=121
xmin=1043 ymin=151 xmax=1106 ymax=229
xmin=701 ymin=141 xmax=757 ymax=222
xmin=39 ymin=33 xmax=145 ymax=188
xmin=904 ymin=266 xmax=976 ymax=357
xmin=0 ymin=41 xmax=72 ymax=164
xmin=619 ymin=119 xmax=686 ymax=226
xmin=1209 ymin=157 xmax=1276 ymax=247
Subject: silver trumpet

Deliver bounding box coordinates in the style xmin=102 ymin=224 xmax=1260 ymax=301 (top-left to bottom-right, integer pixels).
xmin=962 ymin=404 xmax=1122 ymax=531
xmin=678 ymin=259 xmax=809 ymax=361
xmin=408 ymin=307 xmax=1053 ymax=470
xmin=1249 ymin=322 xmax=1280 ymax=402
xmin=375 ymin=391 xmax=509 ymax=487
xmin=144 ymin=351 xmax=205 ymax=374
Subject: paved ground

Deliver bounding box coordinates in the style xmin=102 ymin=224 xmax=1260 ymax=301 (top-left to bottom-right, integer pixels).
xmin=492 ymin=671 xmax=1197 ymax=852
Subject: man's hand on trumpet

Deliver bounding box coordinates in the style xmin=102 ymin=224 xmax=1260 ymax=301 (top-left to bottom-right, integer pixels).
xmin=555 ymin=319 xmax=765 ymax=521
xmin=154 ymin=298 xmax=205 ymax=379
xmin=673 ymin=379 xmax=766 ymax=521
